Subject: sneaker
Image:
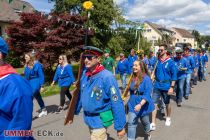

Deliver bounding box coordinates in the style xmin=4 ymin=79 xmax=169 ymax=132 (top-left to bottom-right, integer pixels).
xmin=184 ymin=96 xmax=189 ymax=100
xmin=150 ymin=123 xmax=156 ymax=131
xmin=56 ymin=106 xmax=64 ymax=114
xmin=144 ymin=134 xmax=151 ymax=140
xmin=38 ymin=110 xmax=47 ymax=117
xmin=165 ymin=117 xmax=171 ymax=126
xmin=177 ymin=102 xmax=182 ymax=107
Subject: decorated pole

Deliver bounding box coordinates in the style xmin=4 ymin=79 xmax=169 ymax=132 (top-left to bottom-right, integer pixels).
xmin=83 ymin=1 xmax=93 ymax=46
xmin=136 ymin=25 xmax=144 ymax=51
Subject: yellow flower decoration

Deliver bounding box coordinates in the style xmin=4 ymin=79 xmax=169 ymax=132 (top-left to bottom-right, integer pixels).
xmin=83 ymin=1 xmax=93 ymax=10
xmin=136 ymin=49 xmax=144 ymax=55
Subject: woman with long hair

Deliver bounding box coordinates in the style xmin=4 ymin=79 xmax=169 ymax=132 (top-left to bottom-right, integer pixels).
xmin=127 ymin=60 xmax=154 ymax=140
xmin=51 ymin=55 xmax=75 ymax=113
xmin=24 ymin=51 xmax=47 ymax=118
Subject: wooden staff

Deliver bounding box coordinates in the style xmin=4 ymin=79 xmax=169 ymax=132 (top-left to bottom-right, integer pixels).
xmin=150 ymin=60 xmax=158 ymax=82
xmin=64 ymin=53 xmax=84 ymax=125
xmin=121 ymin=73 xmax=133 ymax=101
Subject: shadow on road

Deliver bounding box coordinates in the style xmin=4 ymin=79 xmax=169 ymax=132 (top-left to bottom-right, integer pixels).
xmin=46 ymin=104 xmax=59 ymax=113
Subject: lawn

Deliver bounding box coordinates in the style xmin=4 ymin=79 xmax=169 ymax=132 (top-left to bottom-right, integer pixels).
xmin=15 ymin=63 xmax=121 ymax=98
xmin=15 ymin=64 xmax=78 ymax=98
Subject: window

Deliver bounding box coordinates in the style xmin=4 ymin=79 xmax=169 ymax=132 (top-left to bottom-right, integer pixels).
xmin=147 ymin=29 xmax=151 ymax=32
xmin=13 ymin=8 xmax=22 ymax=13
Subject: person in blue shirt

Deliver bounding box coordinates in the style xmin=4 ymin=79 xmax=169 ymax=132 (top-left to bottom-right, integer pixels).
xmin=148 ymin=51 xmax=157 ymax=74
xmin=128 ymin=49 xmax=138 ymax=72
xmin=192 ymin=50 xmax=199 ymax=85
xmin=73 ymin=46 xmax=126 ymax=140
xmin=150 ymin=44 xmax=177 ymax=131
xmin=143 ymin=54 xmax=149 ymax=68
xmin=24 ymin=52 xmax=47 ymax=118
xmin=183 ymin=44 xmax=195 ymax=99
xmin=202 ymin=49 xmax=208 ymax=81
xmin=174 ymin=49 xmax=188 ymax=107
xmin=51 ymin=55 xmax=75 ymax=113
xmin=116 ymin=53 xmax=131 ymax=91
xmin=127 ymin=60 xmax=154 ymax=140
xmin=0 ymin=37 xmax=33 ymax=139
xmin=198 ymin=50 xmax=208 ymax=82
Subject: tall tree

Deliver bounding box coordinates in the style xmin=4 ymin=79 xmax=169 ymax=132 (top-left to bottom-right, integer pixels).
xmin=192 ymin=30 xmax=201 ymax=45
xmin=54 ymin=0 xmax=119 ymax=49
xmin=7 ymin=12 xmax=87 ymax=69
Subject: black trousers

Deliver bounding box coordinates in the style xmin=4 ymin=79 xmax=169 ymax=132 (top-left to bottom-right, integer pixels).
xmin=60 ymin=86 xmax=72 ymax=107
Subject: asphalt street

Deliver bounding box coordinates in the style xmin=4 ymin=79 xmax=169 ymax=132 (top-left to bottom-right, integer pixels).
xmin=32 ymin=66 xmax=210 ymax=140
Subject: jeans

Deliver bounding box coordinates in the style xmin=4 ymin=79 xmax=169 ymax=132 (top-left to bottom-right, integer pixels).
xmin=34 ymin=91 xmax=45 ymax=110
xmin=120 ymin=73 xmax=127 ymax=90
xmin=176 ymin=78 xmax=185 ymax=103
xmin=152 ymin=89 xmax=170 ymax=105
xmin=127 ymin=112 xmax=150 ymax=140
xmin=151 ymin=88 xmax=165 ymax=112
xmin=203 ymin=67 xmax=207 ymax=80
xmin=198 ymin=66 xmax=204 ymax=81
xmin=184 ymin=73 xmax=191 ymax=97
xmin=60 ymin=86 xmax=72 ymax=106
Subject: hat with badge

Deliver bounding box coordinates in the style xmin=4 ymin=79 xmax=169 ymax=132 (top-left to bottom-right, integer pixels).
xmin=83 ymin=46 xmax=104 ymax=56
xmin=0 ymin=37 xmax=8 ymax=55
xmin=175 ymin=48 xmax=183 ymax=53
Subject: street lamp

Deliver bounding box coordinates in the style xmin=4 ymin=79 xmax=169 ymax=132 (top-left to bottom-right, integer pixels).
xmin=83 ymin=1 xmax=93 ymax=46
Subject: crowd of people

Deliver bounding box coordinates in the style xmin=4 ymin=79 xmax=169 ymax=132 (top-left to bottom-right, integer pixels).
xmin=0 ymin=35 xmax=209 ymax=140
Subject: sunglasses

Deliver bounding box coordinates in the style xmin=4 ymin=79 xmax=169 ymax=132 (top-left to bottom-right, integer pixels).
xmin=158 ymin=49 xmax=164 ymax=52
xmin=82 ymin=55 xmax=96 ymax=60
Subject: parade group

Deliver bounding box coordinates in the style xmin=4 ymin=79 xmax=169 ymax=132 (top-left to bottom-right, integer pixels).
xmin=0 ymin=36 xmax=208 ymax=140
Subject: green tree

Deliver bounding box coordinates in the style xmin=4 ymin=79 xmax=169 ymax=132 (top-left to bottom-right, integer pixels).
xmin=192 ymin=30 xmax=201 ymax=45
xmin=54 ymin=0 xmax=120 ymax=49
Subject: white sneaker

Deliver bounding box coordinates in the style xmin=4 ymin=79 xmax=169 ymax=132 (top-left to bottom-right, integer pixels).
xmin=38 ymin=110 xmax=47 ymax=118
xmin=144 ymin=134 xmax=151 ymax=140
xmin=165 ymin=117 xmax=171 ymax=126
xmin=150 ymin=123 xmax=156 ymax=131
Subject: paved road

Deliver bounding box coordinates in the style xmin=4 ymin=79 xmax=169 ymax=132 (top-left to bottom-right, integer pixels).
xmin=32 ymin=67 xmax=210 ymax=140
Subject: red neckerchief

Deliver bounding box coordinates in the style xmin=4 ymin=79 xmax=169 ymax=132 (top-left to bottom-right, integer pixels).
xmin=159 ymin=56 xmax=170 ymax=63
xmin=184 ymin=54 xmax=190 ymax=57
xmin=0 ymin=64 xmax=17 ymax=78
xmin=86 ymin=64 xmax=105 ymax=77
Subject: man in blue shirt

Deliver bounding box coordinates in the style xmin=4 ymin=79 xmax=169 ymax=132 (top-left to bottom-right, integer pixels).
xmin=148 ymin=51 xmax=157 ymax=74
xmin=116 ymin=53 xmax=131 ymax=91
xmin=150 ymin=44 xmax=177 ymax=130
xmin=127 ymin=49 xmax=138 ymax=72
xmin=202 ymin=49 xmax=208 ymax=81
xmin=0 ymin=37 xmax=33 ymax=139
xmin=174 ymin=48 xmax=188 ymax=106
xmin=183 ymin=44 xmax=195 ymax=99
xmin=74 ymin=46 xmax=126 ymax=140
xmin=192 ymin=50 xmax=199 ymax=85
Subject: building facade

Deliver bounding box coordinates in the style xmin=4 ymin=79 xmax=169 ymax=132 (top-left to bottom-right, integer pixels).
xmin=171 ymin=27 xmax=197 ymax=49
xmin=0 ymin=0 xmax=34 ymax=38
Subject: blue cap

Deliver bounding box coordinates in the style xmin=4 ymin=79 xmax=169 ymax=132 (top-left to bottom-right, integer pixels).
xmin=0 ymin=37 xmax=8 ymax=55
